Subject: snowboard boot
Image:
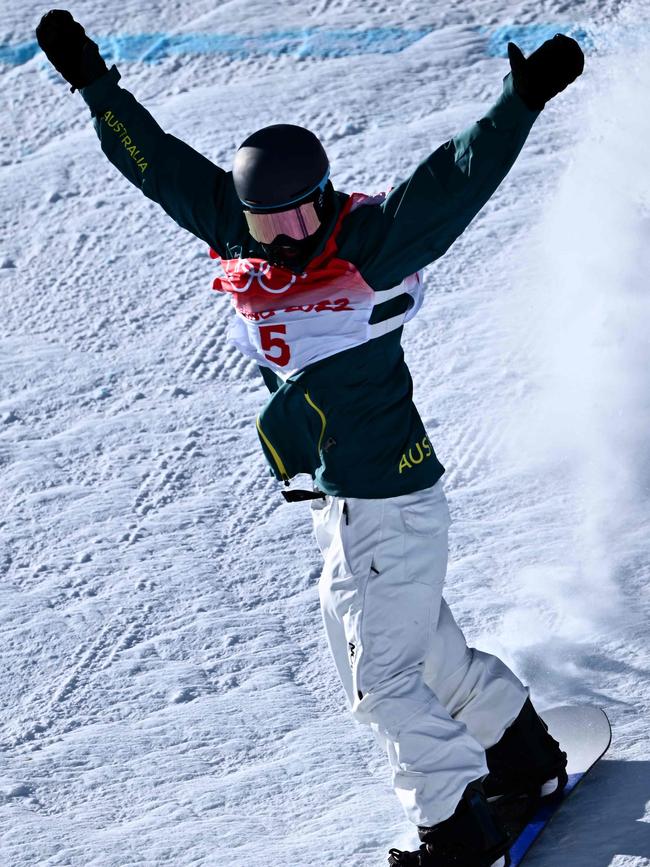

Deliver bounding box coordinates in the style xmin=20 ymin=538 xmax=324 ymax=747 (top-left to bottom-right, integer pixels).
xmin=484 ymin=698 xmax=568 ymax=806
xmin=387 ymin=780 xmax=511 ymax=866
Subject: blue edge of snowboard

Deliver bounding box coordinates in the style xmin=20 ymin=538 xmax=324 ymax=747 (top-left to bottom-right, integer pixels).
xmin=509 ymin=772 xmax=582 ymax=865
xmin=508 ymin=705 xmax=612 ymax=866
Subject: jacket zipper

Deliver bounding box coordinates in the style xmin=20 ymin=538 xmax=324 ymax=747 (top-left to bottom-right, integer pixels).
xmin=255 ymin=392 xmax=327 ymax=486
xmin=304 ymin=391 xmax=327 ymax=452
xmin=255 ymin=415 xmax=290 ymax=483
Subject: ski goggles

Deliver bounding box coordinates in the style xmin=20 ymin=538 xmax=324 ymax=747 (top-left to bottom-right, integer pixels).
xmin=243 ymin=172 xmax=330 ymax=245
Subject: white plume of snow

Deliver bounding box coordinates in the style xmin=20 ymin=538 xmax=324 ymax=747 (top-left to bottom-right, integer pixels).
xmin=502 ymin=11 xmax=650 ymax=652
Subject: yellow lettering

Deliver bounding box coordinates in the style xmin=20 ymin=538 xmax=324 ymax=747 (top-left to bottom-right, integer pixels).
xmin=399 ymin=453 xmax=412 ymax=474
xmin=103 ymin=113 xmax=147 ymax=172
xmin=400 ymin=438 xmax=433 ymax=473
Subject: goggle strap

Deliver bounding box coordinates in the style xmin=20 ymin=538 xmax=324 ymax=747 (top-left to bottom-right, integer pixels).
xmin=241 ymin=169 xmax=330 ymax=212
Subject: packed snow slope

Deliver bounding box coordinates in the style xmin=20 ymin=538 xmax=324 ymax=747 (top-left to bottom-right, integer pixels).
xmin=2 ymin=1 xmax=649 ymax=865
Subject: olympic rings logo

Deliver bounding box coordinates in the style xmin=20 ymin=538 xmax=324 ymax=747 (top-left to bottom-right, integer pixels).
xmin=225 ymin=259 xmax=308 ymax=294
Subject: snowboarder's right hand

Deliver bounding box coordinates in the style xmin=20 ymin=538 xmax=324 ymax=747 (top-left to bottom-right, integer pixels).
xmin=36 ymin=9 xmax=108 ymax=92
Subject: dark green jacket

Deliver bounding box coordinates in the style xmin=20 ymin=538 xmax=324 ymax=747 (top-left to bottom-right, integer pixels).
xmin=80 ymin=66 xmax=539 ymax=498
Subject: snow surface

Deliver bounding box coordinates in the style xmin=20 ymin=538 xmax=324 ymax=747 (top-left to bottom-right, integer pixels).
xmin=2 ymin=1 xmax=650 ymax=865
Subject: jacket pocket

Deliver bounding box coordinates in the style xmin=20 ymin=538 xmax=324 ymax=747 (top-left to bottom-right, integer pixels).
xmin=256 ymin=379 xmax=327 ymax=481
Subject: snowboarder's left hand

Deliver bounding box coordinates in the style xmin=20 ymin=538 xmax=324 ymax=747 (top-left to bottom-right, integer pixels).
xmin=508 ymin=34 xmax=584 ymax=112
xmin=36 ymin=9 xmax=108 ymax=92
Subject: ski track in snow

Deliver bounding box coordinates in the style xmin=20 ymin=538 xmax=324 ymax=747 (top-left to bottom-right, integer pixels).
xmin=2 ymin=1 xmax=649 ymax=865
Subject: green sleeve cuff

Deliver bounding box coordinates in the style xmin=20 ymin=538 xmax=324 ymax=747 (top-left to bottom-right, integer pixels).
xmin=485 ymin=71 xmax=541 ymax=131
xmin=79 ymin=65 xmax=122 ymax=117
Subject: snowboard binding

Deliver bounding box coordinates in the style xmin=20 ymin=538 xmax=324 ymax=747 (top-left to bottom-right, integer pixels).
xmin=387 ymin=781 xmax=512 ymax=867
xmin=484 ymin=698 xmax=568 ymax=806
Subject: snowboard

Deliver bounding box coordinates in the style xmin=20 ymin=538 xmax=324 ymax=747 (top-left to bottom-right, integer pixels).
xmin=501 ymin=705 xmax=612 ymax=866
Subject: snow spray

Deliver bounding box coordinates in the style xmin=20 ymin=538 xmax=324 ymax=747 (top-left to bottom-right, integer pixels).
xmin=499 ymin=4 xmax=650 ymax=668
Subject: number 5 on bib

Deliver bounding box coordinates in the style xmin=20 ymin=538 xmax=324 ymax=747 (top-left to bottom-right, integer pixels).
xmin=259 ymin=324 xmax=291 ymax=367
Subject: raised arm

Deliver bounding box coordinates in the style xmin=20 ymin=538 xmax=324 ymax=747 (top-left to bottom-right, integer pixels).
xmin=355 ymin=35 xmax=584 ymax=292
xmin=36 ymin=10 xmax=245 ymax=254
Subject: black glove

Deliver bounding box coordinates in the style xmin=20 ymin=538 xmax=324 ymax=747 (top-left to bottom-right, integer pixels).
xmin=36 ymin=9 xmax=108 ymax=91
xmin=508 ymin=34 xmax=584 ymax=112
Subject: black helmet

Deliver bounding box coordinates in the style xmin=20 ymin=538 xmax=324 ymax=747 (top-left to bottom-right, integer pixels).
xmin=233 ymin=124 xmax=330 ymax=210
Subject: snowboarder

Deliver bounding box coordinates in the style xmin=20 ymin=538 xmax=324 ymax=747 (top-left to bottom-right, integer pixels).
xmin=36 ymin=11 xmax=584 ymax=865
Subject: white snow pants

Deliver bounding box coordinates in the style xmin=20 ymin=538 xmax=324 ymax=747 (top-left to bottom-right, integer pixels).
xmin=311 ymin=480 xmax=528 ymax=827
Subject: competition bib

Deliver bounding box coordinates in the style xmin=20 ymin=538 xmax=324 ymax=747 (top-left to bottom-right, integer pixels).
xmin=210 ymin=193 xmax=422 ymax=378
